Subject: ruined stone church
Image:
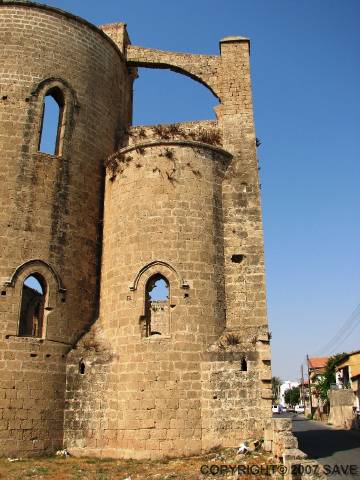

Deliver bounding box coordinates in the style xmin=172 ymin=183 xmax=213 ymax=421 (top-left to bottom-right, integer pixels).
xmin=0 ymin=1 xmax=271 ymax=459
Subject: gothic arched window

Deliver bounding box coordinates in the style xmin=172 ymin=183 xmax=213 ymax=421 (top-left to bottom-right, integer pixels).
xmin=19 ymin=274 xmax=46 ymax=337
xmin=143 ymin=274 xmax=170 ymax=337
xmin=38 ymin=87 xmax=65 ymax=155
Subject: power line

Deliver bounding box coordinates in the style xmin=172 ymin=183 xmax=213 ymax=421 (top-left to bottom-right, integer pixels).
xmin=312 ymin=303 xmax=360 ymax=356
xmin=328 ymin=312 xmax=360 ymax=354
xmin=321 ymin=303 xmax=360 ymax=353
xmin=326 ymin=306 xmax=360 ymax=354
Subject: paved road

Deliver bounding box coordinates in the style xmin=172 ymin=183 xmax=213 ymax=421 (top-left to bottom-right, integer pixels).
xmin=279 ymin=413 xmax=360 ymax=479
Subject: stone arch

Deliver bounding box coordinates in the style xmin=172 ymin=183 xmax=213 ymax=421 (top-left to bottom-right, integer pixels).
xmin=126 ymin=46 xmax=220 ymax=99
xmin=131 ymin=261 xmax=188 ymax=338
xmin=4 ymin=259 xmax=66 ymax=294
xmin=31 ymin=77 xmax=79 ymax=107
xmin=110 ymin=139 xmax=232 ymax=161
xmin=129 ymin=260 xmax=188 ymax=292
xmin=2 ymin=260 xmax=66 ymax=340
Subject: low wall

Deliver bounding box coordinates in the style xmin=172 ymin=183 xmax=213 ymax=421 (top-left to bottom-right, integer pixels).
xmin=328 ymin=389 xmax=358 ymax=429
xmin=264 ymin=418 xmax=325 ymax=479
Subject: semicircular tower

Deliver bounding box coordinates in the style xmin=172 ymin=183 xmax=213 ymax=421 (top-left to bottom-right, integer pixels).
xmin=0 ymin=1 xmax=132 ymax=456
xmin=65 ymin=33 xmax=271 ymax=460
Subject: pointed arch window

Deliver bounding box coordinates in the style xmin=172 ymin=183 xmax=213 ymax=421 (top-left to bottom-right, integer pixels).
xmin=143 ymin=274 xmax=170 ymax=337
xmin=38 ymin=87 xmax=65 ymax=156
xmin=19 ymin=274 xmax=46 ymax=337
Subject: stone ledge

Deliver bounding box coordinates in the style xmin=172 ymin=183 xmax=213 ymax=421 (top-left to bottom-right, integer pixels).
xmin=108 ymin=139 xmax=232 ymax=163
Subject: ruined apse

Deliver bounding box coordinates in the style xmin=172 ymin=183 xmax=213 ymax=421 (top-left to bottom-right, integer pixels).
xmin=0 ymin=1 xmax=272 ymax=459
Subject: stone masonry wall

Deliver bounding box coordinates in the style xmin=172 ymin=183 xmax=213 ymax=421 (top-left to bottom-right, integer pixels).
xmin=328 ymin=389 xmax=357 ymax=429
xmin=64 ymin=32 xmax=271 ymax=459
xmin=126 ymin=38 xmax=271 ymax=390
xmin=0 ymin=2 xmax=271 ymax=459
xmin=65 ymin=132 xmax=231 ymax=459
xmin=0 ymin=2 xmax=131 ymax=455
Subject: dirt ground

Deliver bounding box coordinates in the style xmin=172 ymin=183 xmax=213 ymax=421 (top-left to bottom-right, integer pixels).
xmin=0 ymin=448 xmax=278 ymax=479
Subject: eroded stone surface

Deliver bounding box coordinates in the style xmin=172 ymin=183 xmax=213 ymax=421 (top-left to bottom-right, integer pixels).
xmin=0 ymin=1 xmax=271 ymax=459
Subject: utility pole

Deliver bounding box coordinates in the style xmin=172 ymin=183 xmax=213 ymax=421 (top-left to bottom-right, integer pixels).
xmin=307 ymin=354 xmax=313 ymax=415
xmin=301 ymin=364 xmax=305 ymax=405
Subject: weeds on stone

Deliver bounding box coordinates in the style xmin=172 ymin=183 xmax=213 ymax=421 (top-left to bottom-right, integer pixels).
xmin=153 ymin=124 xmax=170 ymax=139
xmin=105 ymin=123 xmax=222 ymax=183
xmin=137 ymin=127 xmax=147 ymax=138
xmin=166 ymin=123 xmax=181 ymax=135
xmin=224 ymin=333 xmax=240 ymax=346
xmin=150 ymin=123 xmax=222 ymax=146
xmin=196 ymin=129 xmax=222 ymax=146
xmin=105 ymin=153 xmax=133 ymax=180
xmin=163 ymin=147 xmax=174 ymax=159
xmin=82 ymin=338 xmax=102 ymax=352
xmin=166 ymin=168 xmax=178 ymax=184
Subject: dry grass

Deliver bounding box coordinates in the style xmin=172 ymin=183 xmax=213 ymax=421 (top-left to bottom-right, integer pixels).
xmin=224 ymin=333 xmax=240 ymax=346
xmin=0 ymin=449 xmax=274 ymax=480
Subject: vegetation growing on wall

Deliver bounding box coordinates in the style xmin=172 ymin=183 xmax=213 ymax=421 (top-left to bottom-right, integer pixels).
xmin=127 ymin=123 xmax=222 ymax=147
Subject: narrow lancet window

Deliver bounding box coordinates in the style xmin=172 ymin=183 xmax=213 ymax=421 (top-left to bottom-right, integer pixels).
xmin=19 ymin=274 xmax=46 ymax=337
xmin=241 ymin=357 xmax=248 ymax=372
xmin=142 ymin=274 xmax=170 ymax=337
xmin=38 ymin=87 xmax=65 ymax=155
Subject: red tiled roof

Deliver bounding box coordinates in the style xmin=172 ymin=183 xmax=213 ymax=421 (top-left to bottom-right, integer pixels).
xmin=308 ymin=357 xmax=329 ymax=369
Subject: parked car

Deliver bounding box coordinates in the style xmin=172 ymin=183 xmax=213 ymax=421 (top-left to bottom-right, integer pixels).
xmin=295 ymin=404 xmax=305 ymax=413
xmin=281 ymin=406 xmax=287 ymax=413
xmin=272 ymin=405 xmax=281 ymax=414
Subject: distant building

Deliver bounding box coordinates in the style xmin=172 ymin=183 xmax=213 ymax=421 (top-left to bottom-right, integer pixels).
xmin=308 ymin=357 xmax=329 ymax=380
xmin=299 ymin=378 xmax=310 ymax=409
xmin=335 ymin=350 xmax=360 ymax=413
xmin=307 ymin=356 xmax=329 ymax=410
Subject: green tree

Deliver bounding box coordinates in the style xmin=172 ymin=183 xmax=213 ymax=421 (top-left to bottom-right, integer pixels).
xmin=271 ymin=376 xmax=282 ymax=402
xmin=285 ymin=386 xmax=300 ymax=407
xmin=314 ymin=353 xmax=347 ymax=401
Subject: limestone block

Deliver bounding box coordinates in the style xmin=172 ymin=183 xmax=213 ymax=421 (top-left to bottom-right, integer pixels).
xmin=283 ymin=448 xmax=308 ymax=462
xmin=272 ymin=418 xmax=292 ymax=432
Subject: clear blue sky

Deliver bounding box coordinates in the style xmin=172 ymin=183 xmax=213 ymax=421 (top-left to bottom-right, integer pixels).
xmin=41 ymin=0 xmax=360 ymax=381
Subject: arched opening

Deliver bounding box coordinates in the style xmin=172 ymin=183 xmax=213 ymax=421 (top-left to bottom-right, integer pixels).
xmin=133 ymin=68 xmax=218 ymax=125
xmin=79 ymin=360 xmax=86 ymax=375
xmin=38 ymin=87 xmax=65 ymax=155
xmin=241 ymin=358 xmax=248 ymax=372
xmin=148 ymin=275 xmax=169 ymax=301
xmin=142 ymin=274 xmax=170 ymax=337
xmin=19 ymin=274 xmax=46 ymax=337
